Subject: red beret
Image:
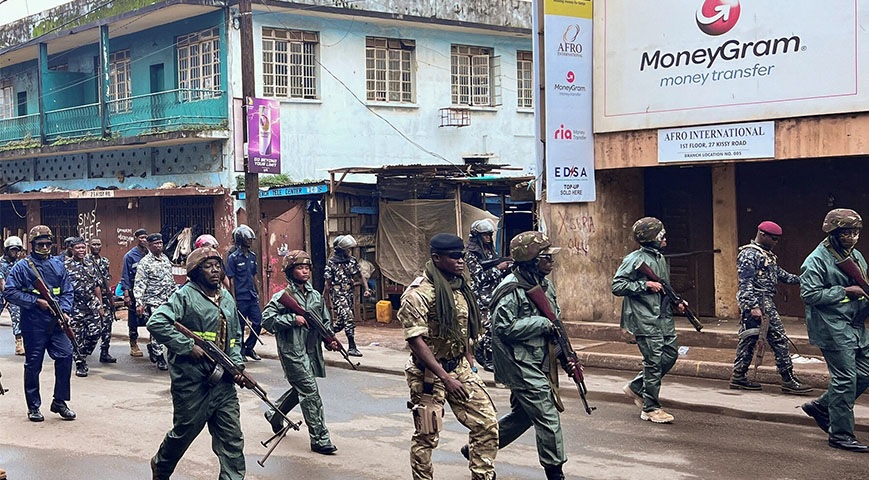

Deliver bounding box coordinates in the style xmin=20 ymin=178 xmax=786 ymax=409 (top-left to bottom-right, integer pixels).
xmin=758 ymin=221 xmax=782 ymax=236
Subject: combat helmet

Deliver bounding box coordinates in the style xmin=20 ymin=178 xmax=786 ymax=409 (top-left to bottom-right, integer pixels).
xmin=195 ymin=234 xmax=219 ymax=249
xmin=282 ymin=249 xmax=312 ymax=272
xmin=232 ymin=224 xmax=255 ymax=245
xmin=334 ymin=235 xmax=358 ymax=250
xmin=632 ymin=217 xmax=665 ymax=244
xmin=822 ymin=208 xmax=862 ymax=233
xmin=186 ymin=247 xmax=223 ymax=274
xmin=470 ymin=219 xmax=495 ymax=235
xmin=4 ymin=236 xmax=23 ymax=250
xmin=29 ymin=225 xmax=53 ymax=242
xmin=510 ymin=231 xmax=561 ymax=262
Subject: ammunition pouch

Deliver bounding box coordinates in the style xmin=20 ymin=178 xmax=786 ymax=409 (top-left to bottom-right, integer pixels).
xmin=408 ymin=369 xmax=443 ymax=435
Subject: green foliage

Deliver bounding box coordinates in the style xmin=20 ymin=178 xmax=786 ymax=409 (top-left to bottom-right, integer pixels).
xmin=236 ymin=174 xmax=295 ymax=190
xmin=32 ymin=0 xmax=161 ymax=38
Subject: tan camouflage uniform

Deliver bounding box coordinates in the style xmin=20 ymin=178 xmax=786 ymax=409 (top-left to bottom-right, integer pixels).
xmin=399 ymin=275 xmax=498 ymax=480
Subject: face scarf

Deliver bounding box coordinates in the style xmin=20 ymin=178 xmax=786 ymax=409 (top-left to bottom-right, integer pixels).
xmin=423 ymin=260 xmax=481 ymax=347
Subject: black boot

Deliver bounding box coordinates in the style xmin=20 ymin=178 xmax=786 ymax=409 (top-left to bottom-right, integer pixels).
xmin=544 ymin=465 xmax=565 ymax=480
xmin=100 ymin=349 xmax=117 ymax=364
xmin=75 ymin=361 xmax=89 ymax=378
xmin=265 ymin=389 xmax=298 ymax=433
xmin=801 ymin=400 xmax=830 ymax=433
xmin=729 ymin=372 xmax=761 ymax=391
xmin=346 ymin=335 xmax=362 ymax=357
xmin=781 ymin=371 xmax=812 ymax=395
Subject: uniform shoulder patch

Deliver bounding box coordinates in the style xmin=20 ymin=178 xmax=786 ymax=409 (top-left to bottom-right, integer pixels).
xmin=408 ymin=276 xmax=425 ymax=288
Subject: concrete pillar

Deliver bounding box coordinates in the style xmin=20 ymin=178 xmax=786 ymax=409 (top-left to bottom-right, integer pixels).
xmin=712 ymin=164 xmax=738 ymax=318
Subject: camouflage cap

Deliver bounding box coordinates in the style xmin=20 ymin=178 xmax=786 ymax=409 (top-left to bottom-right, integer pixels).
xmin=510 ymin=231 xmax=561 ymax=262
xmin=822 ymin=208 xmax=862 ymax=233
xmin=632 ymin=217 xmax=664 ymax=244
xmin=186 ymin=247 xmax=223 ymax=275
xmin=282 ymin=249 xmax=312 ymax=271
xmin=29 ymin=225 xmax=53 ymax=241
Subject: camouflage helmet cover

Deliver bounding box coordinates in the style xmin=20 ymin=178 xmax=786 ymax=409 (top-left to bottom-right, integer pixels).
xmin=632 ymin=217 xmax=665 ymax=243
xmin=822 ymin=208 xmax=862 ymax=233
xmin=29 ymin=225 xmax=53 ymax=242
xmin=186 ymin=247 xmax=223 ymax=275
xmin=510 ymin=231 xmax=561 ymax=262
xmin=282 ymin=249 xmax=312 ymax=271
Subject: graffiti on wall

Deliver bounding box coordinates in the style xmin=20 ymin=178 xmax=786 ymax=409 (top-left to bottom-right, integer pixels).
xmin=77 ymin=209 xmax=102 ymax=240
xmin=555 ymin=209 xmax=595 ymax=256
xmin=117 ymin=227 xmax=134 ymax=247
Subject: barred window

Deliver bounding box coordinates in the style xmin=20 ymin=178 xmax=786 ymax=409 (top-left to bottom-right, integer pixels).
xmin=262 ymin=28 xmax=318 ymax=99
xmin=365 ymin=37 xmax=415 ymax=103
xmin=0 ymin=86 xmax=13 ymax=119
xmin=451 ymin=45 xmax=493 ymax=107
xmin=516 ymin=50 xmax=533 ymax=109
xmin=177 ymin=27 xmax=221 ymax=101
xmin=109 ymin=50 xmax=132 ymax=113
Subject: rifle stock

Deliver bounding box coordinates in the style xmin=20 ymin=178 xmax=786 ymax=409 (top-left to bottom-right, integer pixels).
xmin=835 ymin=257 xmax=869 ymax=327
xmin=277 ymin=290 xmax=359 ymax=370
xmin=479 ymin=256 xmax=512 ymax=271
xmin=751 ymin=314 xmax=771 ymax=382
xmin=525 ymin=285 xmax=595 ymax=415
xmin=636 ymin=262 xmax=704 ymax=332
xmin=26 ymin=263 xmax=81 ymax=357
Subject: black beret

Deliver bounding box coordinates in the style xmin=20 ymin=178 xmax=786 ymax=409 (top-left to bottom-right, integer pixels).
xmin=430 ymin=233 xmax=464 ymax=252
xmin=146 ymin=233 xmax=163 ymax=243
xmin=134 ymin=228 xmax=148 ymax=237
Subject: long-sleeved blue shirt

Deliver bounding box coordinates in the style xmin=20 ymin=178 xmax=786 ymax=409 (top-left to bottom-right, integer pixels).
xmin=3 ymin=254 xmax=73 ymax=331
xmin=120 ymin=246 xmax=147 ymax=292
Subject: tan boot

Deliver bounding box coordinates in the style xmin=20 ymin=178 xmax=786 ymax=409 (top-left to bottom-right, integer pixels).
xmin=15 ymin=336 xmax=25 ymax=356
xmin=130 ymin=339 xmax=143 ymax=357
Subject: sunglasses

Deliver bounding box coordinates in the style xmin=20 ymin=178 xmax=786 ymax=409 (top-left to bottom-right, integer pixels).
xmin=538 ymin=254 xmax=553 ymax=261
xmin=763 ymin=233 xmax=780 ymax=241
xmin=440 ymin=251 xmax=466 ymax=260
xmin=34 ymin=241 xmax=53 ymax=247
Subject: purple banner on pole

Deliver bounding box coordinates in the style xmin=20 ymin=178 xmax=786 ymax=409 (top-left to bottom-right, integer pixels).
xmin=247 ymin=97 xmax=281 ymax=174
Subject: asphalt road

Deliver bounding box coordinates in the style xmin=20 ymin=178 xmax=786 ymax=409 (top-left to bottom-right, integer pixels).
xmin=1 ymin=326 xmax=867 ymax=479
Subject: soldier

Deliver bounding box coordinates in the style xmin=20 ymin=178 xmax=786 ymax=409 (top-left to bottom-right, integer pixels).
xmin=64 ymin=237 xmax=105 ymax=378
xmin=262 ymin=249 xmax=339 ymax=455
xmin=88 ymin=238 xmax=117 ymax=364
xmin=3 ymin=225 xmax=76 ymax=422
xmin=0 ymin=236 xmax=25 ymax=355
xmin=146 ymin=247 xmax=247 ymax=478
xmin=799 ymin=208 xmax=869 ymax=453
xmin=729 ymin=221 xmax=810 ymax=393
xmin=612 ymin=217 xmax=684 ymax=424
xmin=398 ymin=233 xmax=497 ymax=480
xmin=133 ymin=233 xmax=176 ymax=371
xmin=466 ymin=219 xmax=510 ymax=372
xmin=121 ymin=228 xmax=148 ymax=357
xmin=324 ymin=234 xmax=370 ymax=357
xmin=226 ymin=225 xmax=262 ymax=361
xmin=487 ymin=231 xmax=567 ymax=480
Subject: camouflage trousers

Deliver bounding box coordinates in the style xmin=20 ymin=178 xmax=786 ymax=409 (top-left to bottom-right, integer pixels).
xmin=330 ymin=290 xmax=356 ymax=338
xmin=8 ymin=303 xmax=21 ymax=336
xmin=99 ymin=298 xmax=115 ymax=351
xmin=405 ymin=356 xmax=498 ymax=480
xmin=70 ymin=311 xmax=103 ymax=362
xmin=732 ymin=298 xmax=793 ymax=376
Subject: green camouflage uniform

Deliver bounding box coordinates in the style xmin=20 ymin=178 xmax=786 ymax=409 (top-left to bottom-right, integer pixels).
xmin=146 ymin=283 xmax=245 ymax=480
xmin=399 ymin=274 xmax=498 ymax=480
xmin=262 ymin=281 xmax=334 ymax=450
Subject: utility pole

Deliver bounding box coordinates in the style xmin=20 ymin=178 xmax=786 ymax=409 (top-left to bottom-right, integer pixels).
xmin=239 ymin=0 xmax=263 ymax=301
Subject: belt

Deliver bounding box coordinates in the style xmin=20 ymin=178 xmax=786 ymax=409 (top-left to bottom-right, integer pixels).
xmin=416 ymin=356 xmax=462 ymax=374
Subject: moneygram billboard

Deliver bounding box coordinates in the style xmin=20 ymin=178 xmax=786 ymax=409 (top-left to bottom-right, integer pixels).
xmin=594 ymin=0 xmax=865 ymax=132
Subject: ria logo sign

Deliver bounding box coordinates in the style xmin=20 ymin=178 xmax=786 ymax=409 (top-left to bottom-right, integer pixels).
xmin=696 ymin=0 xmax=740 ymax=36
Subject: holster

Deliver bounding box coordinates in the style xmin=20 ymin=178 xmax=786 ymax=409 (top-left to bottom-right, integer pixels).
xmin=408 ymin=369 xmax=443 ymax=435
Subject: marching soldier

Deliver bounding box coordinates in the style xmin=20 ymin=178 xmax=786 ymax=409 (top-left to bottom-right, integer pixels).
xmin=134 ymin=233 xmax=176 ymax=371
xmin=88 ymin=238 xmax=117 ymax=364
xmin=466 ymin=219 xmax=510 ymax=372
xmin=0 ymin=236 xmax=25 ymax=355
xmin=324 ymin=234 xmax=370 ymax=357
xmin=729 ymin=221 xmax=810 ymax=393
xmin=799 ymin=208 xmax=869 ymax=453
xmin=3 ymin=225 xmax=77 ymax=422
xmin=612 ymin=217 xmax=684 ymax=424
xmin=398 ymin=233 xmax=498 ymax=480
xmin=64 ymin=237 xmax=105 ymax=378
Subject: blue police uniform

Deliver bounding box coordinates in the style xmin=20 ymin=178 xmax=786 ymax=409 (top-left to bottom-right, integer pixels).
xmin=226 ymin=249 xmax=262 ymax=355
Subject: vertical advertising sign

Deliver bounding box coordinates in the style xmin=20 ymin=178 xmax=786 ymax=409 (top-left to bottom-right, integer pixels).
xmin=247 ymin=97 xmax=281 ymax=174
xmin=543 ymin=0 xmax=595 ymax=203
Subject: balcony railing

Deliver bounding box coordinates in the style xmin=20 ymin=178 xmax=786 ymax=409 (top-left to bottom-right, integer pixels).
xmin=0 ymin=89 xmax=227 ymax=147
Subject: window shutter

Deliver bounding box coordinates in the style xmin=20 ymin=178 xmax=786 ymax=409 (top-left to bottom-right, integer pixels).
xmin=491 ymin=55 xmax=502 ymax=107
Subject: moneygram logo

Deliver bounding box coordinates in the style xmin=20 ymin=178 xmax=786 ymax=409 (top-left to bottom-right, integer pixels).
xmin=558 ymin=24 xmax=583 ymax=57
xmin=554 ymin=71 xmax=587 ymax=95
xmin=696 ymin=0 xmax=740 ymax=36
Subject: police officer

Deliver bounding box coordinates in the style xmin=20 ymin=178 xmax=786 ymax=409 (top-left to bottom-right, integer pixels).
xmin=3 ymin=225 xmax=76 ymax=422
xmin=121 ymin=228 xmax=148 ymax=357
xmin=134 ymin=233 xmax=176 ymax=371
xmin=64 ymin=237 xmax=104 ymax=378
xmin=488 ymin=231 xmax=567 ymax=480
xmin=147 ymin=247 xmax=247 ymax=478
xmin=799 ymin=208 xmax=869 ymax=453
xmin=466 ymin=219 xmax=510 ymax=372
xmin=398 ymin=233 xmax=497 ymax=480
xmin=226 ymin=224 xmax=262 ymax=361
xmin=88 ymin=238 xmax=117 ymax=364
xmin=0 ymin=236 xmax=25 ymax=355
xmin=612 ymin=217 xmax=684 ymax=424
xmin=262 ymin=249 xmax=339 ymax=455
xmin=729 ymin=221 xmax=810 ymax=393
xmin=324 ymin=234 xmax=370 ymax=357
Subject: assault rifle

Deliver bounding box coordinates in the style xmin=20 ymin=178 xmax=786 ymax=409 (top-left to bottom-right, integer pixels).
xmin=526 ymin=284 xmax=596 ymax=415
xmin=835 ymin=257 xmax=869 ymax=327
xmin=750 ymin=314 xmax=771 ymax=382
xmin=26 ymin=259 xmax=81 ymax=357
xmin=636 ymin=262 xmax=704 ymax=332
xmin=277 ymin=289 xmax=359 ymax=370
xmin=479 ymin=256 xmax=512 ymax=271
